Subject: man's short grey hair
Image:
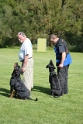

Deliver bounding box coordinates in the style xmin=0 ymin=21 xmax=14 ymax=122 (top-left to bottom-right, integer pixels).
xmin=50 ymin=34 xmax=58 ymax=39
xmin=18 ymin=32 xmax=26 ymax=37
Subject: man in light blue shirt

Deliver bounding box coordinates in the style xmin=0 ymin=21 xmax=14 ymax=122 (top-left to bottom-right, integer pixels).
xmin=18 ymin=32 xmax=34 ymax=91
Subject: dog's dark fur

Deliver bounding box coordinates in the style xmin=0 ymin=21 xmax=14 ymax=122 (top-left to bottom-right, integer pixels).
xmin=10 ymin=62 xmax=38 ymax=101
xmin=46 ymin=60 xmax=62 ymax=97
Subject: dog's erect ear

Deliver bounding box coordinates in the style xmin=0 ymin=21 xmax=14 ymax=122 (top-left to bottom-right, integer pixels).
xmin=46 ymin=60 xmax=56 ymax=69
xmin=14 ymin=62 xmax=18 ymax=68
xmin=50 ymin=60 xmax=52 ymax=63
xmin=46 ymin=60 xmax=53 ymax=68
xmin=50 ymin=60 xmax=56 ymax=69
xmin=15 ymin=62 xmax=18 ymax=66
xmin=14 ymin=62 xmax=21 ymax=71
xmin=50 ymin=60 xmax=53 ymax=65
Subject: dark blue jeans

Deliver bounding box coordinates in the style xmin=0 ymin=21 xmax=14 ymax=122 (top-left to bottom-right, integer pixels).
xmin=57 ymin=65 xmax=69 ymax=94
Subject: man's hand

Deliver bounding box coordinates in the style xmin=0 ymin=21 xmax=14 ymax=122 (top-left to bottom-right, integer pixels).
xmin=58 ymin=63 xmax=63 ymax=68
xmin=59 ymin=52 xmax=66 ymax=68
xmin=22 ymin=67 xmax=26 ymax=72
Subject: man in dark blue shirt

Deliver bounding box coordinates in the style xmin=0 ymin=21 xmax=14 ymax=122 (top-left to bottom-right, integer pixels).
xmin=50 ymin=34 xmax=72 ymax=95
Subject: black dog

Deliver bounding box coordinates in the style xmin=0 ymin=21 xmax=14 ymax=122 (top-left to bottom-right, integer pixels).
xmin=46 ymin=60 xmax=62 ymax=97
xmin=10 ymin=62 xmax=38 ymax=101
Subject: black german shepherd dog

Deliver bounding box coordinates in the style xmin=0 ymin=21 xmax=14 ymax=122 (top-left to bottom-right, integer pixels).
xmin=46 ymin=60 xmax=62 ymax=97
xmin=10 ymin=62 xmax=38 ymax=101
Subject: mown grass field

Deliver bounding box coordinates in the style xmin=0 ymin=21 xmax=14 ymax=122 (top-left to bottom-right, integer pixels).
xmin=0 ymin=48 xmax=83 ymax=124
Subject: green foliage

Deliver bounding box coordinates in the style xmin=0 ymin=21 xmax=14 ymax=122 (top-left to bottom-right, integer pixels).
xmin=0 ymin=0 xmax=83 ymax=51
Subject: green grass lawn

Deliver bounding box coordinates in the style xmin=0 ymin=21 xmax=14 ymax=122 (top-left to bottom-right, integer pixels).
xmin=0 ymin=48 xmax=83 ymax=124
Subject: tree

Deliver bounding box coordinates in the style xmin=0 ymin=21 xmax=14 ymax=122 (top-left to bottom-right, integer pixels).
xmin=0 ymin=0 xmax=83 ymax=51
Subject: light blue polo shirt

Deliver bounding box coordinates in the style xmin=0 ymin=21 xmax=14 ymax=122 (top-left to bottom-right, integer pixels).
xmin=19 ymin=38 xmax=33 ymax=62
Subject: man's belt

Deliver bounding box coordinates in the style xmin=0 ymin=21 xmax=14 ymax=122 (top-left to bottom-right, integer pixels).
xmin=28 ymin=57 xmax=32 ymax=59
xmin=21 ymin=57 xmax=32 ymax=62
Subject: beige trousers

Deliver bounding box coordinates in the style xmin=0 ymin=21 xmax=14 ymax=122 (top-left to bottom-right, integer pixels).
xmin=22 ymin=58 xmax=34 ymax=91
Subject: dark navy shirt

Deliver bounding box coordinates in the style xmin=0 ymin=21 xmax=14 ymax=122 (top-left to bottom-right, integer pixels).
xmin=56 ymin=38 xmax=67 ymax=53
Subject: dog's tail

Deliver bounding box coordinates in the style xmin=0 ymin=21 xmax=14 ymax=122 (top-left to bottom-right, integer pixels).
xmin=29 ymin=97 xmax=38 ymax=101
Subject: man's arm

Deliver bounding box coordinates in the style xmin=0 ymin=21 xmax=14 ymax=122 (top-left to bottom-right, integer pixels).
xmin=59 ymin=52 xmax=66 ymax=67
xmin=22 ymin=55 xmax=29 ymax=72
xmin=23 ymin=55 xmax=28 ymax=67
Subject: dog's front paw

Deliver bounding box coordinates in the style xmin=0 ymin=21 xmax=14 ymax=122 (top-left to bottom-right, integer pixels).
xmin=10 ymin=95 xmax=12 ymax=98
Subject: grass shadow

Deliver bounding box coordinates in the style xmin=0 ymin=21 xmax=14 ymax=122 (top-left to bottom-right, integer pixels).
xmin=32 ymin=86 xmax=51 ymax=95
xmin=0 ymin=88 xmax=10 ymax=97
